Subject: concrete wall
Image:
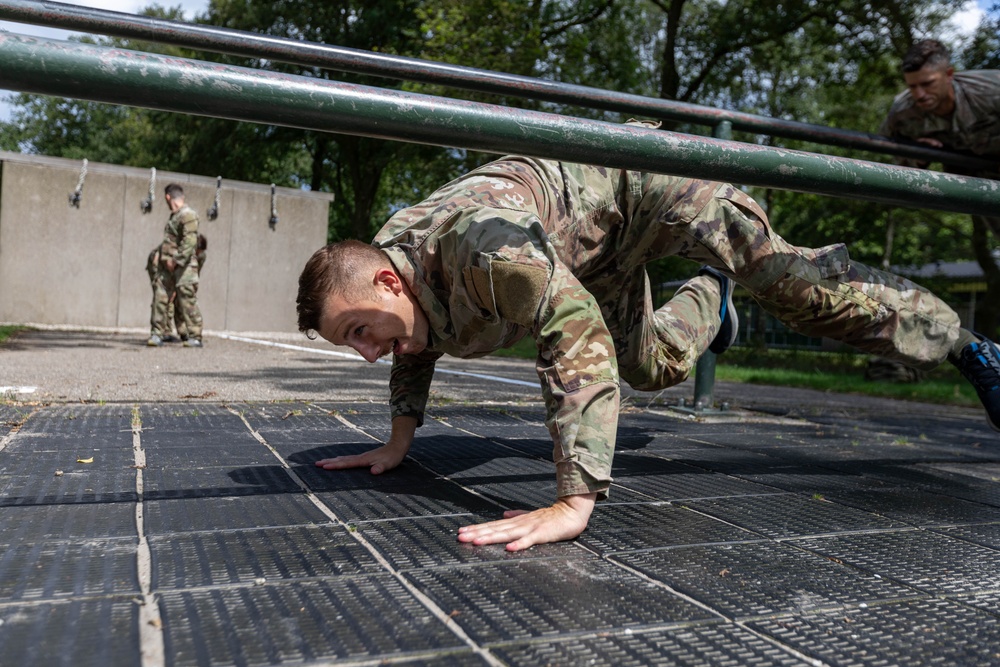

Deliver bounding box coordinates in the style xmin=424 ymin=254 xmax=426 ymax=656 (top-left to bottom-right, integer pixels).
xmin=0 ymin=153 xmax=332 ymax=333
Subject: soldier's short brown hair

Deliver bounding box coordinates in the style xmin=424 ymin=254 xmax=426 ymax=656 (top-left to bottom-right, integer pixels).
xmin=296 ymin=240 xmax=391 ymax=337
xmin=164 ymin=183 xmax=185 ymax=199
xmin=902 ymin=39 xmax=951 ymax=73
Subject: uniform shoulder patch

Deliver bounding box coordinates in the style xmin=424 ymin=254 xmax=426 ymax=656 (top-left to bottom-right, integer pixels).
xmin=491 ymin=261 xmax=548 ymax=328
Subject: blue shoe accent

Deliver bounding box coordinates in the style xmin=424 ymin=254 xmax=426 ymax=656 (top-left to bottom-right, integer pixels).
xmin=699 ymin=266 xmax=739 ymax=355
xmin=952 ymin=334 xmax=1000 ymax=432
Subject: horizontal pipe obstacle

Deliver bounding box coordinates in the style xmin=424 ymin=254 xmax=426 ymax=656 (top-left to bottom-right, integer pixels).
xmin=0 ymin=0 xmax=996 ymax=173
xmin=0 ymin=33 xmax=997 ymax=216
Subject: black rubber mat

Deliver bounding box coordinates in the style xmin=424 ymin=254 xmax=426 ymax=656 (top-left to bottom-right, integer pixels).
xmin=404 ymin=558 xmax=716 ymax=644
xmin=0 ymin=501 xmax=137 ymax=542
xmin=579 ymin=502 xmax=762 ymax=554
xmin=0 ymin=597 xmax=141 ymax=667
xmin=2 ymin=401 xmax=998 ymax=665
xmin=0 ymin=467 xmax=137 ymax=506
xmin=824 ymin=488 xmax=1000 ymax=527
xmin=6 ymin=430 xmax=135 ymax=449
xmin=352 ymin=515 xmax=581 ymax=570
xmin=421 ymin=455 xmax=553 ymax=481
xmin=0 ymin=448 xmax=136 ymax=474
xmin=933 ymin=522 xmax=1000 ymax=550
xmin=136 ymin=404 xmax=245 ymax=429
xmin=0 ymin=405 xmax=30 ymax=437
xmin=793 ymin=530 xmax=1000 ymax=597
xmin=612 ymin=541 xmax=919 ymax=620
xmin=961 ymin=591 xmax=1000 ymax=617
xmin=611 ymin=452 xmax=784 ymax=500
xmin=683 ymin=494 xmax=905 ymax=539
xmin=149 ymin=525 xmax=382 ymax=589
xmin=715 ymin=462 xmax=894 ymax=493
xmin=407 ymin=435 xmax=535 ymax=462
xmin=16 ymin=404 xmax=135 ymax=434
xmin=465 ymin=478 xmax=654 ymax=511
xmin=139 ymin=429 xmax=263 ymax=449
xmin=293 ymin=460 xmax=445 ymax=492
xmin=142 ymin=465 xmax=301 ymax=500
xmin=748 ymin=598 xmax=1000 ymax=666
xmin=254 ymin=426 xmax=374 ymax=447
xmin=314 ymin=483 xmax=501 ymax=521
xmin=142 ymin=444 xmax=277 ymax=468
xmin=491 ymin=623 xmax=811 ymax=666
xmin=0 ymin=537 xmax=139 ymax=601
xmin=142 ymin=494 xmax=331 ymax=534
xmin=158 ymin=576 xmax=466 ymax=666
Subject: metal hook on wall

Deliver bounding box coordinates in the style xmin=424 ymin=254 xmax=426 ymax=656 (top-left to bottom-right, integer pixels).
xmin=68 ymin=158 xmax=87 ymax=208
xmin=207 ymin=176 xmax=222 ymax=221
xmin=139 ymin=167 xmax=156 ymax=214
xmin=268 ymin=183 xmax=278 ymax=231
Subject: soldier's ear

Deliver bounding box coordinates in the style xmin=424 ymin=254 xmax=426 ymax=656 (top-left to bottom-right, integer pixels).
xmin=373 ymin=268 xmax=403 ymax=296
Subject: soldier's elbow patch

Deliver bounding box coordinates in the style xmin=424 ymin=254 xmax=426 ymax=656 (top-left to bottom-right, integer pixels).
xmin=492 ymin=261 xmax=548 ymax=328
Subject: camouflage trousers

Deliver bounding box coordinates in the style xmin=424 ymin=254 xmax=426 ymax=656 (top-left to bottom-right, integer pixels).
xmin=149 ymin=261 xmax=202 ymax=340
xmin=579 ymin=170 xmax=961 ymax=391
xmin=147 ymin=251 xmax=190 ymax=338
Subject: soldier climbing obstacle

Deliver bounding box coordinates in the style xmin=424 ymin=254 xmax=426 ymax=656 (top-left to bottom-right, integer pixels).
xmin=296 ymin=122 xmax=1000 ymax=552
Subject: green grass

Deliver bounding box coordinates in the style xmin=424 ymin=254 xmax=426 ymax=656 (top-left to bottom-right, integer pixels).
xmin=490 ymin=341 xmax=977 ymax=408
xmin=0 ymin=325 xmax=24 ymax=345
xmin=714 ymin=362 xmax=975 ymax=407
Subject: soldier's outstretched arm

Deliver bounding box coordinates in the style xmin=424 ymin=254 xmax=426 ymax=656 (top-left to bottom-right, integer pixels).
xmin=457 ymin=493 xmax=596 ymax=551
xmin=315 ymin=415 xmax=417 ymax=475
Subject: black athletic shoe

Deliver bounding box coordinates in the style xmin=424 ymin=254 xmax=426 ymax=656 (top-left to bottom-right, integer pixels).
xmin=161 ymin=334 xmax=180 ymax=343
xmin=952 ymin=334 xmax=1000 ymax=432
xmin=699 ymin=266 xmax=739 ymax=355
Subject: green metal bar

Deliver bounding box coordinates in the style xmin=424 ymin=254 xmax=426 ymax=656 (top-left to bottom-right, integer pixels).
xmin=0 ymin=34 xmax=997 ymax=216
xmin=0 ymin=0 xmax=994 ymax=173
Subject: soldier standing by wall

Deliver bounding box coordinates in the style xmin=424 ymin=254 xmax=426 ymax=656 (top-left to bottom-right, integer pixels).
xmin=147 ymin=233 xmax=207 ymax=344
xmin=147 ymin=183 xmax=204 ymax=347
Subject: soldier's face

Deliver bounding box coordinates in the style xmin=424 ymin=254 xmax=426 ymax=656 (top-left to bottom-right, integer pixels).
xmin=903 ymin=64 xmax=955 ymax=116
xmin=316 ymin=269 xmax=429 ymax=363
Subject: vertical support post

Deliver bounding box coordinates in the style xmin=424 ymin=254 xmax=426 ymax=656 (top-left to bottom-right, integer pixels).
xmin=692 ymin=120 xmax=733 ymax=410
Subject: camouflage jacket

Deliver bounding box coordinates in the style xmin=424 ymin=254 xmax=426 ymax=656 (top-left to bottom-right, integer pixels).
xmin=374 ymin=156 xmax=715 ymax=499
xmin=880 ymin=70 xmax=1000 ymax=175
xmin=159 ymin=205 xmax=200 ymax=270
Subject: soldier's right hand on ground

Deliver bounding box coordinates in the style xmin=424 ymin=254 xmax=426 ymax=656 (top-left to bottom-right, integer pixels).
xmin=315 ymin=440 xmax=409 ymax=475
xmin=457 ymin=493 xmax=597 ymax=551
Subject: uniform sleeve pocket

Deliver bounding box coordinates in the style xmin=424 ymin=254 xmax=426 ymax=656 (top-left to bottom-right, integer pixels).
xmin=800 ymin=243 xmax=850 ymax=279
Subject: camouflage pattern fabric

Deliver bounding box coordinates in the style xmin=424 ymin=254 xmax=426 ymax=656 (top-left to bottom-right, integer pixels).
xmin=374 ymin=124 xmax=962 ymax=500
xmin=880 ymin=69 xmax=1000 ymax=237
xmin=148 ymin=244 xmax=206 ymax=338
xmin=151 ymin=205 xmax=203 ymax=340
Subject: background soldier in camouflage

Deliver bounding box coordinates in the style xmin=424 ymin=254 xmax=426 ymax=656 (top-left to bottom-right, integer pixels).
xmin=147 ymin=183 xmax=204 ymax=348
xmin=296 ymin=124 xmax=1000 ymax=551
xmin=147 ymin=233 xmax=207 ymax=343
xmin=880 ymin=39 xmax=1000 ymax=239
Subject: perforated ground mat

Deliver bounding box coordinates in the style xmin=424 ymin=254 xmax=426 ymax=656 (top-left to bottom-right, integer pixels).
xmin=1 ymin=401 xmax=999 ymax=666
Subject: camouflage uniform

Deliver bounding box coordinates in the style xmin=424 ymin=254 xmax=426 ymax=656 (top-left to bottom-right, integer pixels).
xmin=880 ymin=70 xmax=1000 ymax=237
xmin=148 ymin=240 xmax=206 ymax=339
xmin=375 ymin=148 xmax=961 ymax=501
xmin=151 ymin=205 xmax=203 ymax=340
